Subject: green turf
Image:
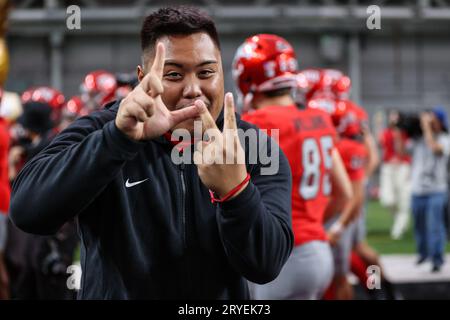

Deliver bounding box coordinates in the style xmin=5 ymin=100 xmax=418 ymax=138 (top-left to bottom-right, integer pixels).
xmin=366 ymin=200 xmax=450 ymax=254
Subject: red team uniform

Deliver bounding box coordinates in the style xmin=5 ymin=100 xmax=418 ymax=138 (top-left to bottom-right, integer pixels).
xmin=336 ymin=138 xmax=368 ymax=183
xmin=331 ymin=99 xmax=369 ymax=183
xmin=243 ymin=105 xmax=338 ymax=246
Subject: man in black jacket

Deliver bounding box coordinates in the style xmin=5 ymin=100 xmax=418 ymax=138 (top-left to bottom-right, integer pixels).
xmin=9 ymin=6 xmax=293 ymax=299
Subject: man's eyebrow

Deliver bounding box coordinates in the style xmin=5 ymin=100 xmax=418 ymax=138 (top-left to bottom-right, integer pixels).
xmin=197 ymin=60 xmax=218 ymax=67
xmin=163 ymin=60 xmax=218 ymax=68
xmin=164 ymin=61 xmax=183 ymax=68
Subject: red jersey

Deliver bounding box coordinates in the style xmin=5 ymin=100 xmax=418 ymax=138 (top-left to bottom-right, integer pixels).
xmin=0 ymin=117 xmax=10 ymax=214
xmin=242 ymin=105 xmax=337 ymax=246
xmin=379 ymin=128 xmax=411 ymax=163
xmin=336 ymin=137 xmax=368 ymax=181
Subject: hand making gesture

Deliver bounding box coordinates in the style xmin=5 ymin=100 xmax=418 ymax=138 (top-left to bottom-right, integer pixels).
xmin=194 ymin=93 xmax=248 ymax=199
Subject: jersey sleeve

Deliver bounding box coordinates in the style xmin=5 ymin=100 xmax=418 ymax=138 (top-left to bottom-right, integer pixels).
xmin=338 ymin=139 xmax=367 ymax=182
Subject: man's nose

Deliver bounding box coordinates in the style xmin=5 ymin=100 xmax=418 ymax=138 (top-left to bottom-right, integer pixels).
xmin=182 ymin=78 xmax=202 ymax=99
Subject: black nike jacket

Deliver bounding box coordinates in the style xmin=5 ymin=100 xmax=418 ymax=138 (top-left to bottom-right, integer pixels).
xmin=9 ymin=101 xmax=293 ymax=299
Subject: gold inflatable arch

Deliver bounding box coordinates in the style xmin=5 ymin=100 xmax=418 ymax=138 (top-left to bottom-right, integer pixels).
xmin=0 ymin=38 xmax=9 ymax=87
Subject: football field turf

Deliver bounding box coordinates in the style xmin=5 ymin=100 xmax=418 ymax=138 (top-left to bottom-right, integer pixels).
xmin=366 ymin=200 xmax=450 ymax=255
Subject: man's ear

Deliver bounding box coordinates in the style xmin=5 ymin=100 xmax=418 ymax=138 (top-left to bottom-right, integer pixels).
xmin=137 ymin=65 xmax=145 ymax=82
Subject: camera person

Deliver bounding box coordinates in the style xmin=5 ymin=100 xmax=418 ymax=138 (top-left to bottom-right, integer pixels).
xmin=410 ymin=107 xmax=450 ymax=272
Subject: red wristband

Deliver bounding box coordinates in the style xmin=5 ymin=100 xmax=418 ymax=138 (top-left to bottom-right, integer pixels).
xmin=209 ymin=173 xmax=251 ymax=204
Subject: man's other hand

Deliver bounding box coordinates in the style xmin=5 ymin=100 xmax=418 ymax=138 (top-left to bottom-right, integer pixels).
xmin=194 ymin=93 xmax=248 ymax=199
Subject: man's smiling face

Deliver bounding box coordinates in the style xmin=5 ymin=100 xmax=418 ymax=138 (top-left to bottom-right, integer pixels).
xmin=138 ymin=32 xmax=224 ymax=133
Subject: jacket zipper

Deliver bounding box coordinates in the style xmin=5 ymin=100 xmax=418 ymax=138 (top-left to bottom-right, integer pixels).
xmin=179 ymin=163 xmax=187 ymax=249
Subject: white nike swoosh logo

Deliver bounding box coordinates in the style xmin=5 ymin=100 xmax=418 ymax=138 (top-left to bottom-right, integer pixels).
xmin=125 ymin=178 xmax=149 ymax=188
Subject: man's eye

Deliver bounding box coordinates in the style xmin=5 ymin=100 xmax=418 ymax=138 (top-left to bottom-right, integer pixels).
xmin=199 ymin=70 xmax=215 ymax=78
xmin=164 ymin=72 xmax=182 ymax=79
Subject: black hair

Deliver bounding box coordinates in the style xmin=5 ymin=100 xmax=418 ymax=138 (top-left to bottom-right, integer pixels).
xmin=140 ymin=6 xmax=220 ymax=61
xmin=262 ymin=88 xmax=293 ymax=98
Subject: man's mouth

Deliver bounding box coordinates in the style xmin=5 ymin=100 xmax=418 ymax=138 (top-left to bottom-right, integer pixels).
xmin=176 ymin=100 xmax=211 ymax=111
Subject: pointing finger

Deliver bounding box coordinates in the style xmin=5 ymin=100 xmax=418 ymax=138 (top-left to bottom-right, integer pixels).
xmin=150 ymin=42 xmax=165 ymax=79
xmin=139 ymin=42 xmax=165 ymax=96
xmin=223 ymin=92 xmax=238 ymax=131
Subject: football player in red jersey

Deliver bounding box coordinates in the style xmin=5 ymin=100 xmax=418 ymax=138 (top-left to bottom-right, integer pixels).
xmin=301 ymin=69 xmax=369 ymax=299
xmin=233 ymin=34 xmax=352 ymax=300
xmin=305 ymin=69 xmax=399 ymax=299
xmin=348 ymin=102 xmax=399 ymax=299
xmin=312 ymin=98 xmax=368 ymax=300
xmin=322 ymin=96 xmax=394 ymax=300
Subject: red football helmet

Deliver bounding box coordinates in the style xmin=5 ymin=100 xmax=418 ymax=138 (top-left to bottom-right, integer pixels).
xmin=322 ymin=69 xmax=343 ymax=83
xmin=232 ymin=34 xmax=298 ymax=110
xmin=304 ymin=69 xmax=339 ymax=113
xmin=80 ymin=70 xmax=117 ymax=112
xmin=331 ymin=100 xmax=364 ymax=138
xmin=21 ymin=86 xmax=65 ymax=123
xmin=63 ymin=96 xmax=87 ymax=118
xmin=295 ymin=69 xmax=321 ymax=105
xmin=332 ymin=75 xmax=352 ymax=100
xmin=302 ymin=68 xmax=352 ymax=102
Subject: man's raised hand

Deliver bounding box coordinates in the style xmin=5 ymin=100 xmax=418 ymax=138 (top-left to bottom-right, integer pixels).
xmin=194 ymin=93 xmax=248 ymax=199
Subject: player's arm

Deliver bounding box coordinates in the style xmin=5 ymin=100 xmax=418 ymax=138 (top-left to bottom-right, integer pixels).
xmin=363 ymin=127 xmax=379 ymax=179
xmin=326 ymin=179 xmax=364 ymax=246
xmin=421 ymin=112 xmax=447 ymax=155
xmin=324 ymin=148 xmax=353 ymax=220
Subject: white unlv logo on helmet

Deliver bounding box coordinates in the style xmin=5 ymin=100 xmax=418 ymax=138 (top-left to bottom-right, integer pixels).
xmin=275 ymin=40 xmax=290 ymax=52
xmin=97 ymin=74 xmax=116 ymax=90
xmin=33 ymin=88 xmax=54 ymax=101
